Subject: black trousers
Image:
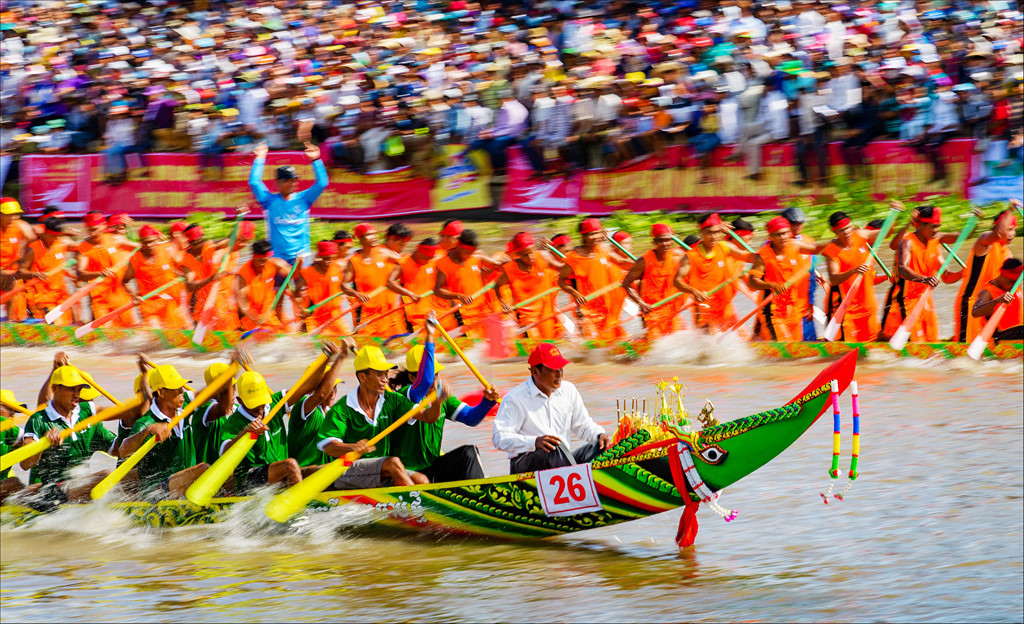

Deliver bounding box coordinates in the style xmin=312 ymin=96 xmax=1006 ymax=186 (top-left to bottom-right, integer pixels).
xmin=422 ymin=445 xmax=486 ymax=483
xmin=509 ymin=440 xmax=603 ymax=474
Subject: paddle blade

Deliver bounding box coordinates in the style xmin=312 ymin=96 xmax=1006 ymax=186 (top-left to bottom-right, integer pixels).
xmin=74 ymin=319 xmax=104 ymax=339
xmin=186 ymin=434 xmax=257 ymax=506
xmin=265 ymin=455 xmax=351 ymax=523
xmin=888 ymin=326 xmax=911 ymax=351
xmin=966 ymin=336 xmax=988 ymax=361
xmin=90 ymin=436 xmax=156 ymax=500
xmin=0 ymin=437 xmax=52 ymax=472
xmin=823 ymin=318 xmax=841 ymax=342
xmin=44 ymin=305 xmax=66 ymax=325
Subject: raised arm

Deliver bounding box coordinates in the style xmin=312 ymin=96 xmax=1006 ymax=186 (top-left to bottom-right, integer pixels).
xmin=621 ymin=257 xmax=649 ymax=314
xmin=300 ymin=142 xmax=329 ymax=204
xmin=248 ymin=142 xmax=273 ymax=206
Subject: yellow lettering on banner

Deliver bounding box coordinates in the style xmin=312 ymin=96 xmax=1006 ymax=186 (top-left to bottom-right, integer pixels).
xmin=317 ymin=193 xmax=377 ymax=210
xmin=196 ymin=192 xmax=251 ymax=209
xmin=138 ymin=192 xmax=191 ymax=209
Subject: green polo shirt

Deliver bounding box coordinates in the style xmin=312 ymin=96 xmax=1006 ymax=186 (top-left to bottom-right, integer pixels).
xmin=193 ymin=400 xmax=229 ymax=465
xmin=1 ymin=422 xmax=20 ymax=456
xmin=22 ymin=401 xmax=114 ymax=485
xmin=287 ymin=395 xmax=327 ymax=467
xmin=217 ymin=391 xmax=289 ymax=481
xmin=318 ymin=390 xmax=420 ymax=460
xmin=390 ymin=386 xmax=463 ymax=472
xmin=130 ymin=402 xmax=199 ymax=487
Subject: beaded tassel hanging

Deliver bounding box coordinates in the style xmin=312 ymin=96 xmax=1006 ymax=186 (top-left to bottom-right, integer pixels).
xmin=821 ymin=379 xmax=841 ymax=504
xmin=835 ymin=380 xmax=860 ymax=501
xmin=679 ymin=444 xmax=738 ymax=522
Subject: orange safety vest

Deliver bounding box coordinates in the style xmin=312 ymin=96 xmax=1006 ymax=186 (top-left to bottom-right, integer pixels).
xmin=130 ymin=244 xmax=188 ymax=329
xmin=237 ymin=259 xmax=282 ymax=331
xmin=563 ymin=247 xmax=625 ymax=340
xmin=300 ymin=261 xmax=349 ymax=334
xmin=26 ymin=238 xmax=71 ymax=324
xmin=754 ymin=240 xmax=803 ymax=341
xmin=640 ymin=249 xmax=682 ymax=338
xmin=821 ymin=233 xmax=879 ymax=342
xmin=503 ymin=255 xmax=559 ymax=339
xmin=685 ymin=241 xmax=739 ymax=331
xmin=881 ymin=233 xmax=942 ymax=343
xmin=954 ymin=239 xmax=1011 ymax=342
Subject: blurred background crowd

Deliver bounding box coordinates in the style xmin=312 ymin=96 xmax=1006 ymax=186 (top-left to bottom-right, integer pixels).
xmin=1 ymin=0 xmax=1022 ymax=187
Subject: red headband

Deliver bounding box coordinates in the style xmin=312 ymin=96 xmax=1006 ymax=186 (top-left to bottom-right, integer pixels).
xmin=334 ymin=235 xmax=353 ymax=243
xmin=457 ymin=242 xmax=477 ymax=252
xmin=1001 ymin=262 xmax=1023 ymax=280
xmin=510 ymin=232 xmax=535 ymax=252
xmin=612 ymin=231 xmax=630 ymax=243
xmin=253 ymin=250 xmax=273 ymax=258
xmin=579 ymin=218 xmax=602 ymax=234
xmin=185 ymin=225 xmax=205 ymax=241
xmin=170 ymin=221 xmax=189 ymax=234
xmin=699 ymin=213 xmax=722 ymax=229
xmin=417 ymin=243 xmax=438 ymax=258
xmin=317 ymin=240 xmax=338 ymax=257
xmin=139 ymin=224 xmax=160 ymax=239
xmin=353 ymin=223 xmax=376 ymax=237
xmin=83 ymin=213 xmax=106 ymax=227
xmin=44 ymin=225 xmax=63 ymax=236
xmin=766 ymin=216 xmax=790 ymax=234
xmin=651 ymin=223 xmax=673 ymax=238
xmin=998 ymin=213 xmax=1018 ymax=230
xmin=551 ymin=234 xmax=571 ymax=246
xmin=831 ymin=217 xmax=851 ymax=231
xmin=440 ymin=221 xmax=464 ymax=237
xmin=108 ymin=213 xmax=130 ymax=227
xmin=915 ymin=207 xmax=942 ymax=225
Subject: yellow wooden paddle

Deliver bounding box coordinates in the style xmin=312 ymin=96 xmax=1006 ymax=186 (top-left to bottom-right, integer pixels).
xmin=264 ymin=389 xmax=437 ymax=524
xmin=434 ymin=323 xmax=500 ymax=403
xmin=0 ymin=397 xmax=142 ymax=472
xmin=89 ymin=362 xmax=240 ymax=500
xmin=186 ymin=354 xmax=330 ymax=507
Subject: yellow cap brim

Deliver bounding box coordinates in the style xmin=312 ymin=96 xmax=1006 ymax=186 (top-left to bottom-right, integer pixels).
xmin=79 ymin=387 xmax=100 ymax=401
xmin=241 ymin=389 xmax=273 ymax=409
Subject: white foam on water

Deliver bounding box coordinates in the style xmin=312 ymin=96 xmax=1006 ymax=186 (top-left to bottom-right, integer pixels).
xmin=640 ymin=330 xmax=758 ymax=367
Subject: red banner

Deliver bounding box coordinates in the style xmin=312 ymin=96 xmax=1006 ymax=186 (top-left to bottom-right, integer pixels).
xmin=19 ymin=151 xmax=490 ymax=219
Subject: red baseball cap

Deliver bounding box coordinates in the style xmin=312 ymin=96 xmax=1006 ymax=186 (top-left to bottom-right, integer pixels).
xmin=169 ymin=221 xmax=189 ymax=235
xmin=528 ymin=343 xmax=571 ymax=369
xmin=579 ymin=218 xmax=602 ymax=234
xmin=353 ymin=223 xmax=376 ymax=237
xmin=317 ymin=240 xmax=338 ymax=257
xmin=651 ymin=223 xmax=673 ymax=238
xmin=138 ymin=224 xmax=160 ymax=239
xmin=440 ymin=221 xmax=464 ymax=237
xmin=766 ymin=216 xmax=790 ymax=234
xmin=83 ymin=213 xmax=106 ymax=227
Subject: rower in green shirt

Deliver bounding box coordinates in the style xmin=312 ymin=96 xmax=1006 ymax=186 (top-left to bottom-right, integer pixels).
xmin=288 ymin=338 xmax=355 ymax=467
xmin=116 ymin=364 xmax=207 ymax=499
xmin=390 ymin=345 xmax=498 ymax=483
xmin=1 ymin=389 xmax=27 ymax=501
xmin=192 ymin=354 xmax=249 ymax=465
xmin=19 ymin=365 xmax=116 ymax=503
xmin=316 ymin=314 xmax=439 ymax=490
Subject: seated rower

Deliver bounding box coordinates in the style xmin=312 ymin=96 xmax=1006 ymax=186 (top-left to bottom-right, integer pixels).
xmin=287 ymin=339 xmax=354 ymax=467
xmin=193 ymin=351 xmax=252 ymax=465
xmin=972 ymin=258 xmax=1023 ymax=342
xmin=19 ymin=366 xmax=116 ymax=502
xmin=116 ymin=364 xmax=207 ymax=498
xmin=492 ymin=344 xmax=611 ymax=474
xmin=315 ymin=315 xmax=440 ymax=489
xmin=389 ymin=345 xmax=499 ymax=483
xmin=1 ymin=389 xmax=27 ymax=501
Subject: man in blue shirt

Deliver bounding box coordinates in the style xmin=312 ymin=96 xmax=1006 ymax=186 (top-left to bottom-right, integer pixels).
xmin=248 ymin=141 xmax=329 ymax=264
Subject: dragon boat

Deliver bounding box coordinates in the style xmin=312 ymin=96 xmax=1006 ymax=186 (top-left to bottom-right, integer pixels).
xmin=2 ymin=322 xmax=1021 ymax=361
xmin=1 ymin=353 xmax=858 ymax=546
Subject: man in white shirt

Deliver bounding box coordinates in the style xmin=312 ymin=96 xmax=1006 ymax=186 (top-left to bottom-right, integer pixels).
xmin=492 ymin=344 xmax=611 ymax=474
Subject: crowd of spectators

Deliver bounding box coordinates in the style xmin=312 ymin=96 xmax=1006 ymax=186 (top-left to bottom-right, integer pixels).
xmin=0 ymin=0 xmax=1021 ymax=187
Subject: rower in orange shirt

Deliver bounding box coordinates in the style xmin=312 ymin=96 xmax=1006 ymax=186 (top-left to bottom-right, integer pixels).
xmin=820 ymin=211 xmax=888 ymax=342
xmin=557 ymin=218 xmax=626 ymax=341
xmin=296 ymin=240 xmax=350 ymax=335
xmin=179 ymin=222 xmax=252 ymax=331
xmin=880 ymin=206 xmax=962 ymax=343
xmin=971 ymin=258 xmax=1023 ymax=343
xmin=0 ymin=197 xmax=35 ymax=321
xmin=748 ymin=217 xmax=805 ymax=341
xmin=673 ymin=212 xmax=749 ymax=332
xmin=438 ymin=220 xmax=464 ymax=253
xmin=435 ymin=229 xmax=496 ymax=339
xmin=378 ymin=223 xmax=414 ymax=337
xmin=75 ymin=212 xmax=136 ymax=328
xmin=123 ymin=225 xmax=190 ymax=329
xmin=387 ymin=237 xmax=454 ymax=331
xmin=954 ymin=207 xmax=1017 ymax=342
xmin=19 ymin=217 xmax=73 ymax=325
xmin=494 ymin=232 xmax=561 ymax=339
xmin=780 ymin=207 xmax=819 ymax=340
xmin=622 ymin=224 xmax=685 ymax=339
xmin=340 ymin=223 xmax=395 ymax=337
xmin=235 ymin=239 xmax=292 ymax=331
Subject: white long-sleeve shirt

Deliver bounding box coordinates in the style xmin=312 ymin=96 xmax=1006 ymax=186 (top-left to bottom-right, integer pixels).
xmin=491 ymin=377 xmax=606 ymax=458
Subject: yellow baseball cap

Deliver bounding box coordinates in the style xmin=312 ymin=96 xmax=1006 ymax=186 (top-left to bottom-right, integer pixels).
xmin=353 ymin=346 xmax=396 ymax=373
xmin=74 ymin=368 xmax=101 ymax=401
xmin=405 ymin=344 xmax=445 ymax=373
xmin=0 ymin=388 xmax=26 ymax=410
xmin=204 ymin=362 xmax=237 ymax=386
xmin=149 ymin=365 xmax=191 ymax=392
xmin=50 ymin=366 xmax=89 ymax=388
xmin=237 ymin=371 xmax=272 ymax=409
xmin=133 ymin=369 xmax=159 ymax=394
xmin=0 ymin=197 xmax=22 ymax=215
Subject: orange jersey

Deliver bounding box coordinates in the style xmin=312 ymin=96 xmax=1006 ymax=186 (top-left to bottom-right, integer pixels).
xmin=81 ymin=235 xmax=134 ymax=327
xmin=754 ymin=241 xmax=804 ymax=341
xmin=821 ymin=233 xmax=879 ymax=342
xmin=563 ymin=247 xmax=625 ymax=340
xmin=0 ymin=221 xmax=25 ymax=269
xmin=180 ymin=243 xmax=239 ymax=331
xmin=300 ymin=261 xmax=349 ymax=335
xmin=791 ymin=233 xmax=815 ymax=322
xmin=130 ymin=245 xmax=188 ymax=329
xmin=503 ymin=256 xmax=559 ymax=339
xmin=397 ymin=255 xmax=454 ymax=330
xmin=954 ymin=240 xmax=1011 ymax=342
xmin=685 ymin=241 xmax=739 ymax=331
xmin=348 ymin=247 xmax=395 ymax=336
xmin=979 ymin=280 xmax=1023 ymax=332
xmin=25 ymin=238 xmax=71 ymax=324
xmin=237 ymin=260 xmax=282 ymax=331
xmin=436 ymin=253 xmax=495 ymax=338
xmin=881 ymin=233 xmax=941 ymax=343
xmin=640 ymin=249 xmax=683 ymax=338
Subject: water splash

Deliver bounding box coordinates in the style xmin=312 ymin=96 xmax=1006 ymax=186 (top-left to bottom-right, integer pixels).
xmin=640 ymin=331 xmax=757 ymax=367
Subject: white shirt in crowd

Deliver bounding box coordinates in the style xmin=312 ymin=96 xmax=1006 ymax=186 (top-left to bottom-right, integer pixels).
xmin=491 ymin=377 xmax=606 ymax=458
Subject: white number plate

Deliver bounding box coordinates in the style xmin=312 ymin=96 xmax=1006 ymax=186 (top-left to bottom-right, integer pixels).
xmin=536 ymin=463 xmax=603 ymax=517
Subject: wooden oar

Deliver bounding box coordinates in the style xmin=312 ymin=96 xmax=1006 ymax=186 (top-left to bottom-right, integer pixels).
xmin=889 ymin=215 xmax=979 ymax=350
xmin=264 ymin=389 xmax=437 ymax=524
xmin=0 ymin=397 xmax=142 ymax=472
xmin=353 ymin=290 xmax=433 ymax=334
xmin=0 ymin=260 xmax=73 ymax=305
xmin=305 ymin=290 xmax=346 ymax=314
xmin=90 ymin=362 xmax=240 ymax=500
xmin=76 ymin=369 xmax=123 ymax=407
xmin=720 ymin=266 xmax=811 ymax=336
xmin=622 ymin=270 xmax=748 ymax=326
xmin=671 ymin=235 xmax=692 ymax=251
xmin=541 ymin=241 xmax=567 ymax=259
xmin=192 ymin=216 xmax=245 ymax=346
xmin=309 ymin=285 xmax=386 ymax=336
xmin=434 ymin=322 xmax=499 ymax=401
xmin=186 ymin=353 xmax=329 ymax=506
xmin=968 ymin=274 xmax=1024 ymax=360
xmin=422 ymin=281 xmax=498 ymax=333
xmin=515 ymin=281 xmax=620 ymax=336
xmin=605 ymin=229 xmax=638 ymax=261
xmin=0 ymin=400 xmax=32 ymax=417
xmin=510 ymin=286 xmax=560 ymax=312
xmin=75 ymin=277 xmax=186 ymax=338
xmin=941 ymin=243 xmax=967 ymax=269
xmin=725 ymin=228 xmax=757 ymax=255
xmin=264 ymin=253 xmax=304 ymax=327
xmin=45 ymin=250 xmax=138 ymax=324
